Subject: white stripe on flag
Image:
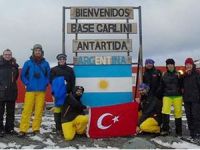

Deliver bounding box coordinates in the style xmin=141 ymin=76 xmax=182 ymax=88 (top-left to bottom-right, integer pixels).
xmin=76 ymin=77 xmax=132 ymax=93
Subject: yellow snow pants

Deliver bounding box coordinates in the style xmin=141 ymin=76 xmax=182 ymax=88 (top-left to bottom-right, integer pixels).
xmin=162 ymin=96 xmax=183 ymax=118
xmin=140 ymin=117 xmax=160 ymax=133
xmin=62 ymin=115 xmax=88 ymax=141
xmin=54 ymin=107 xmax=61 ymax=113
xmin=19 ymin=92 xmax=45 ymax=133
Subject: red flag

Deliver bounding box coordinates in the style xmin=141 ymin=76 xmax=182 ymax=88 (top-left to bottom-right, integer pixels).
xmin=87 ymin=102 xmax=138 ymax=138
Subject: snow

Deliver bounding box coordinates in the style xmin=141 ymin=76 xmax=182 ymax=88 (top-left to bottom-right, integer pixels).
xmin=21 ymin=145 xmax=38 ymax=149
xmin=0 ymin=142 xmax=7 ymax=149
xmin=1 ymin=111 xmax=200 ymax=149
xmin=29 ymin=135 xmax=44 ymax=141
xmin=151 ymin=137 xmax=200 ymax=149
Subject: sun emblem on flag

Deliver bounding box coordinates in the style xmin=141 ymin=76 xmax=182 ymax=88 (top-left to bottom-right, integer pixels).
xmin=99 ymin=79 xmax=109 ymax=90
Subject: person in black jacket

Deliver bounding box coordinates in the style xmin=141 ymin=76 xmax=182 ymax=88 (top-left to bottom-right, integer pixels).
xmin=61 ymin=86 xmax=88 ymax=141
xmin=136 ymin=83 xmax=162 ymax=134
xmin=183 ymin=58 xmax=200 ymax=140
xmin=50 ymin=53 xmax=75 ymax=135
xmin=143 ymin=59 xmax=162 ymax=98
xmin=0 ymin=49 xmax=19 ymax=137
xmin=158 ymin=58 xmax=183 ymax=136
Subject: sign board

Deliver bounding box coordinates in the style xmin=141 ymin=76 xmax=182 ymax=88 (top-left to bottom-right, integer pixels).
xmin=73 ymin=56 xmax=132 ymax=65
xmin=70 ymin=7 xmax=133 ymax=19
xmin=67 ymin=23 xmax=137 ymax=34
xmin=73 ymin=39 xmax=132 ymax=52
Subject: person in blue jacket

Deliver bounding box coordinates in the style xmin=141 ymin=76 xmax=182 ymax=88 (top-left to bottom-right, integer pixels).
xmin=18 ymin=44 xmax=50 ymax=137
xmin=50 ymin=53 xmax=75 ymax=135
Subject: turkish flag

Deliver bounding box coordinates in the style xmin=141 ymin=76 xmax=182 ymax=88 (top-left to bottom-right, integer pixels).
xmin=87 ymin=102 xmax=138 ymax=138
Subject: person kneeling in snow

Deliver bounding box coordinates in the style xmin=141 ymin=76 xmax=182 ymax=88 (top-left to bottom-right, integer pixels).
xmin=136 ymin=83 xmax=162 ymax=135
xmin=61 ymin=86 xmax=88 ymax=140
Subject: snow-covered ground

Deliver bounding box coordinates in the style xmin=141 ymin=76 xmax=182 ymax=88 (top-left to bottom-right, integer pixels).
xmin=152 ymin=136 xmax=200 ymax=149
xmin=0 ymin=109 xmax=200 ymax=149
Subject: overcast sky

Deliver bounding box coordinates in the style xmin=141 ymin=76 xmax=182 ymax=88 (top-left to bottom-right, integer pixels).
xmin=0 ymin=0 xmax=200 ymax=67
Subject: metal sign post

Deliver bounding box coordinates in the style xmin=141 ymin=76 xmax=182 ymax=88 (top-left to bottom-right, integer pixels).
xmin=62 ymin=6 xmax=143 ymax=99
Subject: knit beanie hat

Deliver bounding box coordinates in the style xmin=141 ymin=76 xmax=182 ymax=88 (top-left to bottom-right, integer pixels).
xmin=145 ymin=59 xmax=155 ymax=65
xmin=32 ymin=44 xmax=44 ymax=56
xmin=139 ymin=83 xmax=150 ymax=91
xmin=185 ymin=58 xmax=194 ymax=65
xmin=33 ymin=44 xmax=42 ymax=50
xmin=56 ymin=53 xmax=67 ymax=60
xmin=166 ymin=58 xmax=175 ymax=65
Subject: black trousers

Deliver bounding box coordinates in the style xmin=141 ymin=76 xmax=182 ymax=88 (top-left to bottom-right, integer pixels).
xmin=0 ymin=101 xmax=15 ymax=132
xmin=184 ymin=102 xmax=200 ymax=137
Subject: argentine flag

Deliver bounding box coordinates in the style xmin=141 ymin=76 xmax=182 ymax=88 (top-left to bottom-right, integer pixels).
xmin=74 ymin=65 xmax=133 ymax=107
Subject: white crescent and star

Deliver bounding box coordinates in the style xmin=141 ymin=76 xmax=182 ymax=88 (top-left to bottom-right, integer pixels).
xmin=97 ymin=113 xmax=119 ymax=130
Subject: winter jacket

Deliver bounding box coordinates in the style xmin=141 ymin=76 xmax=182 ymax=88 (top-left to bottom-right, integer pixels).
xmin=51 ymin=76 xmax=67 ymax=106
xmin=183 ymin=67 xmax=200 ymax=103
xmin=0 ymin=56 xmax=19 ymax=101
xmin=139 ymin=94 xmax=162 ymax=125
xmin=50 ymin=64 xmax=75 ymax=94
xmin=21 ymin=56 xmax=50 ymax=91
xmin=158 ymin=70 xmax=182 ymax=96
xmin=143 ymin=67 xmax=162 ymax=97
xmin=61 ymin=94 xmax=86 ymax=123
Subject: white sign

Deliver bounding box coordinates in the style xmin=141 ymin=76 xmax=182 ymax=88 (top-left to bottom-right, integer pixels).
xmin=67 ymin=23 xmax=137 ymax=34
xmin=73 ymin=39 xmax=132 ymax=52
xmin=70 ymin=7 xmax=133 ymax=19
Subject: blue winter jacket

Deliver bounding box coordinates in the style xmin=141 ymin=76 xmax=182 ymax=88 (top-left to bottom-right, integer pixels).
xmin=51 ymin=76 xmax=67 ymax=106
xmin=21 ymin=57 xmax=50 ymax=91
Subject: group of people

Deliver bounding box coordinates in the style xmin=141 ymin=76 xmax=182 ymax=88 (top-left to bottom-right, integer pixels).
xmin=0 ymin=44 xmax=200 ymax=142
xmin=0 ymin=44 xmax=88 ymax=141
xmin=136 ymin=58 xmax=200 ymax=142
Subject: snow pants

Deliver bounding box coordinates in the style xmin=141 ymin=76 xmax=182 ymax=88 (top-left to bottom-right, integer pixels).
xmin=0 ymin=101 xmax=15 ymax=132
xmin=140 ymin=117 xmax=160 ymax=133
xmin=162 ymin=96 xmax=183 ymax=118
xmin=62 ymin=115 xmax=88 ymax=140
xmin=54 ymin=107 xmax=62 ymax=132
xmin=19 ymin=92 xmax=45 ymax=133
xmin=184 ymin=102 xmax=200 ymax=138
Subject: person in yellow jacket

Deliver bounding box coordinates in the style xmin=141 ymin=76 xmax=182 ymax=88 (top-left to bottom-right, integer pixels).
xmin=18 ymin=44 xmax=50 ymax=137
xmin=61 ymin=86 xmax=88 ymax=140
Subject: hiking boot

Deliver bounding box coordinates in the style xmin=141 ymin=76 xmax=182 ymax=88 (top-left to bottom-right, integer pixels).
xmin=175 ymin=118 xmax=182 ymax=137
xmin=5 ymin=130 xmax=18 ymax=135
xmin=17 ymin=132 xmax=26 ymax=138
xmin=32 ymin=130 xmax=40 ymax=136
xmin=190 ymin=138 xmax=200 ymax=145
xmin=54 ymin=113 xmax=62 ymax=132
xmin=56 ymin=130 xmax=63 ymax=136
xmin=160 ymin=114 xmax=170 ymax=136
xmin=160 ymin=131 xmax=170 ymax=136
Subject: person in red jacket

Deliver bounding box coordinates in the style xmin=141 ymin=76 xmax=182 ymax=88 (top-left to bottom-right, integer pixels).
xmin=183 ymin=58 xmax=200 ymax=142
